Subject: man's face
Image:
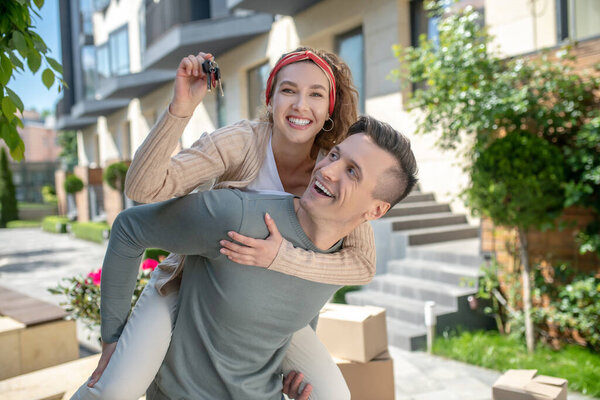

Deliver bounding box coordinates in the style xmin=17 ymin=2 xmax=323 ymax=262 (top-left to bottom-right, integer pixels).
xmin=300 ymin=133 xmax=397 ymax=226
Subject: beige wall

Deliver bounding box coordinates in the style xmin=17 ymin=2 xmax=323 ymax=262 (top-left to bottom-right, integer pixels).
xmin=486 ymin=0 xmax=557 ymax=57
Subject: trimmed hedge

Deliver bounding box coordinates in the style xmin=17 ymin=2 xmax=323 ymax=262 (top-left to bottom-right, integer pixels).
xmin=144 ymin=248 xmax=170 ymax=261
xmin=70 ymin=221 xmax=110 ymax=243
xmin=42 ymin=216 xmax=70 ymax=233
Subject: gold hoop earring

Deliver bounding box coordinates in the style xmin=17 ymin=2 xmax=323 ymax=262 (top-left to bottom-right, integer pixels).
xmin=322 ymin=117 xmax=334 ymax=132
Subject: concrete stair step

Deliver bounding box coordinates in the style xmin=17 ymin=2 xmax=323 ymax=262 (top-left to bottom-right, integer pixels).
xmin=404 ymin=224 xmax=479 ymax=245
xmin=389 ymin=212 xmax=468 ymax=231
xmin=387 ymin=258 xmax=481 ymax=286
xmin=386 ymin=317 xmax=428 ymax=351
xmin=399 ymin=192 xmax=435 ymax=204
xmin=345 ymin=290 xmax=456 ymax=326
xmin=366 ymin=274 xmax=476 ymax=308
xmin=406 ymin=238 xmax=483 ymax=267
xmin=384 ymin=201 xmax=451 ymax=218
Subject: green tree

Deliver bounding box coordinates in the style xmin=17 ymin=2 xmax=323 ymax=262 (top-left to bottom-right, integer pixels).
xmin=57 ymin=130 xmax=78 ymax=172
xmin=0 ymin=147 xmax=18 ymax=227
xmin=393 ymin=0 xmax=600 ymax=352
xmin=1 ymin=0 xmax=65 ymax=161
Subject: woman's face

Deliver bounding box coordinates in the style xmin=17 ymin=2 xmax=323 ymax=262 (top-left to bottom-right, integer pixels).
xmin=269 ymin=62 xmax=330 ymax=147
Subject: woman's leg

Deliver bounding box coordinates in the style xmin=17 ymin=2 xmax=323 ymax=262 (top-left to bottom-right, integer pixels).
xmin=71 ymin=267 xmax=178 ymax=400
xmin=281 ymin=325 xmax=350 ymax=400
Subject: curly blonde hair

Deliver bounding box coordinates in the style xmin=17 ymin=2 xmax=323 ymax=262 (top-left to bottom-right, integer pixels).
xmin=260 ymin=46 xmax=359 ymax=158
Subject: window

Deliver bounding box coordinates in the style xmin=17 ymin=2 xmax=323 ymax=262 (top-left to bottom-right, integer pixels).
xmin=81 ymin=45 xmax=96 ymax=99
xmin=109 ymin=25 xmax=130 ymax=76
xmin=96 ymin=43 xmax=110 ymax=81
xmin=247 ymin=61 xmax=270 ymax=120
xmin=557 ymin=0 xmax=600 ymax=41
xmin=336 ymin=28 xmax=365 ymax=113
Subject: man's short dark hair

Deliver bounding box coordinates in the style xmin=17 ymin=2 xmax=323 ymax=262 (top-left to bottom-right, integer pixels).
xmin=347 ymin=116 xmax=418 ymax=208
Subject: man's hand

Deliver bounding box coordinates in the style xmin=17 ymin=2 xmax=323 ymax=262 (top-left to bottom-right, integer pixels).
xmin=86 ymin=341 xmax=117 ymax=387
xmin=282 ymin=371 xmax=312 ymax=400
xmin=220 ymin=213 xmax=283 ymax=268
xmin=169 ymin=52 xmax=213 ymax=118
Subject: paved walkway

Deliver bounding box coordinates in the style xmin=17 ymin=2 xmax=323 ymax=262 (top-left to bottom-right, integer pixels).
xmin=0 ymin=228 xmax=596 ymax=399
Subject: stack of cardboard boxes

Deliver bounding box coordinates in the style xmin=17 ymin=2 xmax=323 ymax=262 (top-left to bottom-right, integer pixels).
xmin=316 ymin=303 xmax=394 ymax=400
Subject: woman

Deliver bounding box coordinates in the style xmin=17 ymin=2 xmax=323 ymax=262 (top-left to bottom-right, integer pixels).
xmin=75 ymin=47 xmax=375 ymax=400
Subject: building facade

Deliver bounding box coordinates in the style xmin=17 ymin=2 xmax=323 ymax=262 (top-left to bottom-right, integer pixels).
xmin=9 ymin=110 xmax=61 ymax=203
xmin=55 ymin=0 xmax=600 ymax=225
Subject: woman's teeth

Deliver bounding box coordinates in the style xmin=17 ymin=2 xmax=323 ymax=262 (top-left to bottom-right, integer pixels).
xmin=288 ymin=117 xmax=311 ymax=126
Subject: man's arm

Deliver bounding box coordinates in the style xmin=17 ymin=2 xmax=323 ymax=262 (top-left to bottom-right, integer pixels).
xmin=100 ymin=189 xmax=244 ymax=343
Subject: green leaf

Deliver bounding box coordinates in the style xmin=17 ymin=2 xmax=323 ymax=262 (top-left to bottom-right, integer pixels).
xmin=12 ymin=31 xmax=28 ymax=58
xmin=2 ymin=96 xmax=17 ymax=122
xmin=5 ymin=87 xmax=24 ymax=112
xmin=8 ymin=51 xmax=24 ymax=70
xmin=34 ymin=0 xmax=45 ymax=9
xmin=46 ymin=57 xmax=63 ymax=74
xmin=41 ymin=68 xmax=54 ymax=89
xmin=27 ymin=49 xmax=42 ymax=73
xmin=0 ymin=55 xmax=12 ymax=86
xmin=9 ymin=137 xmax=25 ymax=161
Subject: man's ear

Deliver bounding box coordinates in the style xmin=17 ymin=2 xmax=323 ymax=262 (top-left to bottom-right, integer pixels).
xmin=364 ymin=200 xmax=391 ymax=221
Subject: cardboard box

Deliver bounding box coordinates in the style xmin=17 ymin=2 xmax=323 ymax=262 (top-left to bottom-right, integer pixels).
xmin=335 ymin=351 xmax=395 ymax=400
xmin=316 ymin=303 xmax=388 ymax=363
xmin=492 ymin=369 xmax=568 ymax=400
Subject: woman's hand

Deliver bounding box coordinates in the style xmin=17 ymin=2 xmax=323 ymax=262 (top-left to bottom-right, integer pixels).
xmin=86 ymin=341 xmax=117 ymax=387
xmin=220 ymin=213 xmax=283 ymax=268
xmin=282 ymin=371 xmax=313 ymax=400
xmin=169 ymin=52 xmax=213 ymax=117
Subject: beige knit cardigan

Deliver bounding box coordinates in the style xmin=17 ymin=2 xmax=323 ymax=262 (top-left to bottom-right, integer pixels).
xmin=124 ymin=109 xmax=376 ymax=294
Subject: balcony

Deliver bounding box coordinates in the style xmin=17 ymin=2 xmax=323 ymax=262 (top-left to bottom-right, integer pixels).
xmin=96 ymin=69 xmax=174 ymax=100
xmin=143 ymin=13 xmax=273 ymax=70
xmin=55 ymin=115 xmax=97 ymax=131
xmin=229 ymin=0 xmax=323 ymax=15
xmin=71 ymin=99 xmax=130 ymax=119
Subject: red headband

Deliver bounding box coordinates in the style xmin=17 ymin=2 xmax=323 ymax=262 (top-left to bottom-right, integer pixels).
xmin=265 ymin=50 xmax=336 ymax=116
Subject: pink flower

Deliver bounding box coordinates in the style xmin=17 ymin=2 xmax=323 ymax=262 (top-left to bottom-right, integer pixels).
xmin=141 ymin=258 xmax=159 ymax=271
xmin=87 ymin=268 xmax=102 ymax=286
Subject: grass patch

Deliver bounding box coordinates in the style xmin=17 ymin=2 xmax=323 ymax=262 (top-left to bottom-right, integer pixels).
xmin=70 ymin=221 xmax=110 ymax=244
xmin=433 ymin=330 xmax=600 ymax=397
xmin=42 ymin=216 xmax=70 ymax=233
xmin=6 ymin=219 xmax=42 ymax=228
xmin=18 ymin=202 xmax=55 ymax=210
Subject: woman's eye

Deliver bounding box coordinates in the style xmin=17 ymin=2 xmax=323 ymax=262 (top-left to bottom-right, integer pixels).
xmin=282 ymin=88 xmax=294 ymax=94
xmin=348 ymin=168 xmax=357 ymax=178
xmin=311 ymin=92 xmax=324 ymax=97
xmin=329 ymin=152 xmax=339 ymax=160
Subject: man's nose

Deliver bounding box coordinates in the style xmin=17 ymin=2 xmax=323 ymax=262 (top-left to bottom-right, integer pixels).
xmin=320 ymin=161 xmax=341 ymax=181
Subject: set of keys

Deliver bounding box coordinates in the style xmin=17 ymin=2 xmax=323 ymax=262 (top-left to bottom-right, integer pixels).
xmin=201 ymin=59 xmax=224 ymax=96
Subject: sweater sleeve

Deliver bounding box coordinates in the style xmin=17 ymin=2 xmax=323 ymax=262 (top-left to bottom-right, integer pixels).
xmin=124 ymin=109 xmax=256 ymax=203
xmin=267 ymin=221 xmax=376 ymax=285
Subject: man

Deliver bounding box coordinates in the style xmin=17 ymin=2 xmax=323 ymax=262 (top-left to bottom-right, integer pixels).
xmin=96 ymin=116 xmax=417 ymax=399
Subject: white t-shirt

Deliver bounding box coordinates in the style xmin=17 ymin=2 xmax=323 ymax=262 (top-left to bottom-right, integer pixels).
xmin=246 ymin=135 xmax=289 ymax=195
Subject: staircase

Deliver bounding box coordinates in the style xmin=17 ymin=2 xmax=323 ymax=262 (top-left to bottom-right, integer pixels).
xmin=346 ymin=189 xmax=494 ymax=351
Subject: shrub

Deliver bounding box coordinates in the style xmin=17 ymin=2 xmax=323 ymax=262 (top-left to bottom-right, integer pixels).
xmin=70 ymin=221 xmax=110 ymax=243
xmin=49 ymin=260 xmax=159 ymax=333
xmin=42 ymin=215 xmax=70 ymax=233
xmin=0 ymin=147 xmax=18 ymax=227
xmin=64 ymin=174 xmax=84 ymax=194
xmin=103 ymin=162 xmax=129 ymax=192
xmin=331 ymin=285 xmax=361 ymax=304
xmin=41 ymin=185 xmax=58 ymax=205
xmin=144 ymin=248 xmax=170 ymax=261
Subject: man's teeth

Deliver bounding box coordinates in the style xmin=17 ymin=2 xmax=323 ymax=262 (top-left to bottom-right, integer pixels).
xmin=288 ymin=117 xmax=310 ymax=126
xmin=315 ymin=180 xmax=334 ymax=198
